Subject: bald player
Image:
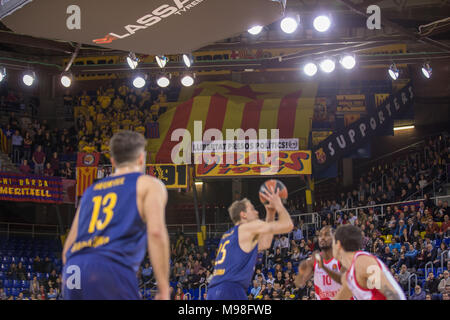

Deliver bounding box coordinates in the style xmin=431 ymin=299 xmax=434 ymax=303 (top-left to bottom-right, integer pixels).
xmin=295 ymin=226 xmax=346 ymax=300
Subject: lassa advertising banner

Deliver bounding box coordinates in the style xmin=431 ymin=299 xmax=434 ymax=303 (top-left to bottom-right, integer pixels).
xmin=0 ymin=172 xmax=63 ymax=203
xmin=312 ymin=82 xmax=414 ymax=174
xmin=195 ymin=151 xmax=312 ymax=177
xmin=146 ymin=164 xmax=188 ymax=189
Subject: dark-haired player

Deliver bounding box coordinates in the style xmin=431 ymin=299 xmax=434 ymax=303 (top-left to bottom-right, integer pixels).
xmin=332 ymin=224 xmax=406 ymax=300
xmin=294 ymin=226 xmax=345 ymax=300
xmin=207 ymin=186 xmax=294 ymax=300
xmin=62 ymin=131 xmax=170 ymax=300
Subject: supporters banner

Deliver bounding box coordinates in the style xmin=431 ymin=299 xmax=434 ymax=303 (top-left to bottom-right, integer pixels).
xmin=312 ymin=82 xmax=414 ymax=174
xmin=195 ymin=151 xmax=312 ymax=177
xmin=152 ymin=81 xmax=318 ymax=163
xmin=76 ymin=167 xmax=97 ymax=198
xmin=0 ymin=172 xmax=63 ymax=203
xmin=146 ymin=164 xmax=188 ymax=189
xmin=192 ymin=138 xmax=299 ymax=154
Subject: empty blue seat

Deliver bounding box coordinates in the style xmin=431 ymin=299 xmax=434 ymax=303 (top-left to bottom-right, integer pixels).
xmin=12 ymin=280 xmax=21 ymax=288
xmin=4 ymin=288 xmax=11 ymax=296
xmin=4 ymin=279 xmax=12 ymax=288
xmin=0 ymin=271 xmax=4 ymax=279
xmin=11 ymin=288 xmax=20 ymax=297
xmin=21 ymin=280 xmax=29 ymax=288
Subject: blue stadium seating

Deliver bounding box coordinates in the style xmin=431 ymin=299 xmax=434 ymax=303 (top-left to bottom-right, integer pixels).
xmin=3 ymin=280 xmax=12 ymax=288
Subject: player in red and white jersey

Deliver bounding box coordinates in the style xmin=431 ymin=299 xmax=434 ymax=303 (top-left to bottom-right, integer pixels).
xmin=295 ymin=226 xmax=346 ymax=300
xmin=332 ymin=225 xmax=406 ymax=300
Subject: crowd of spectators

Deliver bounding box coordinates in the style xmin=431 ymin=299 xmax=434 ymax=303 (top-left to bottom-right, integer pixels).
xmin=1 ymin=115 xmax=76 ymax=178
xmin=73 ymin=82 xmax=169 ymax=165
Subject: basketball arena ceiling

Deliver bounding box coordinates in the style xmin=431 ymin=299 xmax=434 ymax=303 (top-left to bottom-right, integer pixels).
xmin=0 ymin=0 xmax=449 ymax=74
xmin=0 ymin=0 xmax=286 ymax=55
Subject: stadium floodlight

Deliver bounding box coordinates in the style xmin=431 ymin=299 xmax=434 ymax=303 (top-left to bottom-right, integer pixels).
xmin=313 ymin=15 xmax=331 ymax=32
xmin=157 ymin=75 xmax=170 ymax=88
xmin=133 ymin=74 xmax=147 ymax=88
xmin=156 ymin=55 xmax=168 ymax=68
xmin=0 ymin=67 xmax=6 ymax=82
xmin=60 ymin=72 xmax=73 ymax=88
xmin=394 ymin=125 xmax=414 ymax=131
xmin=319 ymin=58 xmax=335 ymax=73
xmin=421 ymin=63 xmax=432 ymax=79
xmin=388 ymin=63 xmax=399 ymax=80
xmin=340 ymin=55 xmax=356 ymax=70
xmin=182 ymin=54 xmax=193 ymax=68
xmin=126 ymin=52 xmax=139 ymax=70
xmin=181 ymin=74 xmax=194 ymax=87
xmin=303 ymin=62 xmax=318 ymax=76
xmin=280 ymin=15 xmax=300 ymax=34
xmin=23 ymin=71 xmax=36 ymax=86
xmin=248 ymin=25 xmax=263 ymax=35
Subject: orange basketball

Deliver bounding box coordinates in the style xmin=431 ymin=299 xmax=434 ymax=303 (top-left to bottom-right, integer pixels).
xmin=259 ymin=179 xmax=288 ymax=205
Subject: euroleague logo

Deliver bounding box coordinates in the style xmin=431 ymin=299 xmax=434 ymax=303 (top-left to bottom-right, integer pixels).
xmin=92 ymin=0 xmax=206 ymax=44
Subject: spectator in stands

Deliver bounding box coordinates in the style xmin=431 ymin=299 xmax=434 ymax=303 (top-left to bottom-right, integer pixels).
xmin=38 ymin=285 xmax=47 ymax=300
xmin=32 ymin=145 xmax=45 ymax=175
xmin=142 ymin=262 xmax=152 ymax=284
xmin=44 ymin=162 xmax=54 ymax=176
xmin=438 ymin=270 xmax=450 ymax=294
xmin=19 ymin=159 xmax=31 ymax=175
xmin=11 ymin=129 xmax=23 ymax=164
xmin=7 ymin=263 xmax=17 ymax=280
xmin=0 ymin=288 xmax=6 ymax=300
xmin=410 ymin=285 xmax=426 ymax=300
xmin=33 ymin=256 xmax=43 ymax=273
xmin=22 ymin=131 xmax=33 ymax=161
xmin=16 ymin=262 xmax=26 ymax=281
xmin=425 ymin=272 xmax=440 ymax=295
xmin=397 ymin=264 xmax=410 ymax=290
xmin=30 ymin=277 xmax=39 ymax=296
xmin=50 ymin=152 xmax=60 ymax=176
xmin=61 ymin=162 xmax=74 ymax=179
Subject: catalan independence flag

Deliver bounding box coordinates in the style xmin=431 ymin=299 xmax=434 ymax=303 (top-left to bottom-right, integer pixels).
xmin=0 ymin=128 xmax=12 ymax=155
xmin=148 ymin=81 xmax=318 ymax=163
xmin=76 ymin=167 xmax=97 ymax=198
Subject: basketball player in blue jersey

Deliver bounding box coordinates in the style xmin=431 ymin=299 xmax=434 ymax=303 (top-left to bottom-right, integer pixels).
xmin=62 ymin=131 xmax=170 ymax=300
xmin=207 ymin=186 xmax=294 ymax=300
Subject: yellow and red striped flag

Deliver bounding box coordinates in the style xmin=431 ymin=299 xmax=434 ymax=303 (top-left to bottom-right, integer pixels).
xmin=76 ymin=167 xmax=97 ymax=198
xmin=149 ymin=81 xmax=318 ymax=163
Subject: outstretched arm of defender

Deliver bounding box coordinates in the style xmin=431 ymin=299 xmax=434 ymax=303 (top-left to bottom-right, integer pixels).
xmin=142 ymin=177 xmax=169 ymax=300
xmin=294 ymin=258 xmax=314 ymax=288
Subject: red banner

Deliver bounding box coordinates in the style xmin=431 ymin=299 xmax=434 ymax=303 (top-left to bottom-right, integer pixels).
xmin=76 ymin=152 xmax=100 ymax=167
xmin=0 ymin=172 xmax=63 ymax=203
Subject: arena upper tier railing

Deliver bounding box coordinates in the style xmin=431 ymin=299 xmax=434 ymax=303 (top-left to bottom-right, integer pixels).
xmin=330 ymin=195 xmax=450 ymax=222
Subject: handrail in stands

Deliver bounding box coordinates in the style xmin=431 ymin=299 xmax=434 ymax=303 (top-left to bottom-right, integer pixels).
xmin=198 ymin=283 xmax=207 ymax=301
xmin=425 ymin=261 xmax=434 ymax=278
xmin=408 ymin=273 xmax=418 ymax=299
xmin=441 ymin=249 xmax=449 ymax=271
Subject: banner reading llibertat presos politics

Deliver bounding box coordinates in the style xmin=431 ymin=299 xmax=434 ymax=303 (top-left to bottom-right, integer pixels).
xmin=312 ymin=82 xmax=414 ymax=174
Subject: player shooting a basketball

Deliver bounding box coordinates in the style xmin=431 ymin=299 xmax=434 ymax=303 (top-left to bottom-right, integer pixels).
xmin=62 ymin=131 xmax=170 ymax=300
xmin=294 ymin=226 xmax=346 ymax=300
xmin=207 ymin=180 xmax=294 ymax=300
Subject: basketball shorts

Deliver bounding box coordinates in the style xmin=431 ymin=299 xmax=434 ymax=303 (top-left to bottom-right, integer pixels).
xmin=207 ymin=282 xmax=248 ymax=300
